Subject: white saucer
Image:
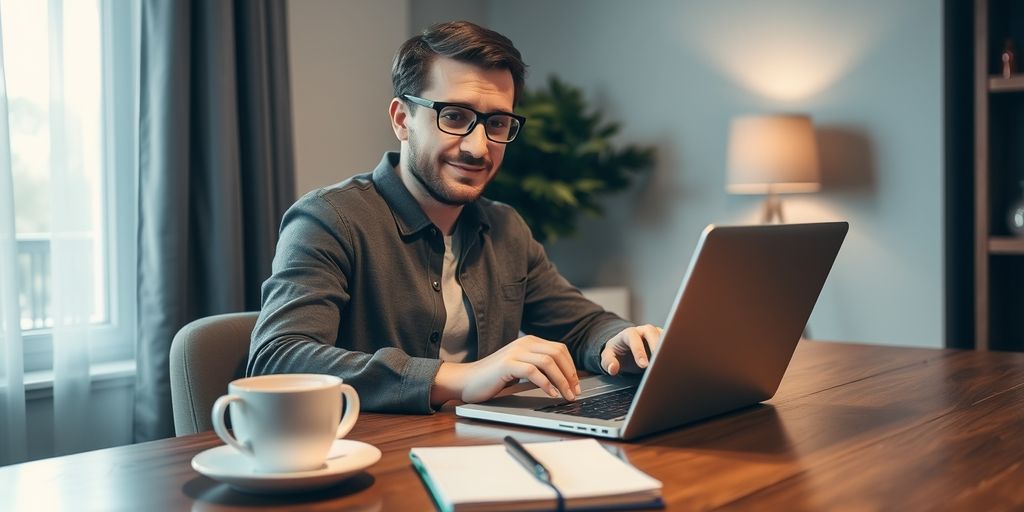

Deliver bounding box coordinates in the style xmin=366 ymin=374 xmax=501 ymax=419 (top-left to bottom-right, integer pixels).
xmin=191 ymin=439 xmax=382 ymax=494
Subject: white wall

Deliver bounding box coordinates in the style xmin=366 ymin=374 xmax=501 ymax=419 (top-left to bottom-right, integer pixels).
xmin=288 ymin=0 xmax=409 ymax=194
xmin=486 ymin=0 xmax=944 ymax=347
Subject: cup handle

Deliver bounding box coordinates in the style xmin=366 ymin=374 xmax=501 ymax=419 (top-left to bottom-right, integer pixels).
xmin=335 ymin=384 xmax=360 ymax=439
xmin=212 ymin=394 xmax=251 ymax=455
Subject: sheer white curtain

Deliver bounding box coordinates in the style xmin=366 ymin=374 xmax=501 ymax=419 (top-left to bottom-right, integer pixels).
xmin=0 ymin=11 xmax=27 ymax=465
xmin=48 ymin=0 xmax=103 ymax=456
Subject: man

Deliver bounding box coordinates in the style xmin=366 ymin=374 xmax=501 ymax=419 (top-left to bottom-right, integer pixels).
xmin=248 ymin=21 xmax=661 ymax=413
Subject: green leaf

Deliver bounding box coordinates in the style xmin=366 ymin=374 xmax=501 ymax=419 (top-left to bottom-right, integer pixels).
xmin=550 ymin=182 xmax=578 ymax=207
xmin=575 ymin=178 xmax=605 ymax=193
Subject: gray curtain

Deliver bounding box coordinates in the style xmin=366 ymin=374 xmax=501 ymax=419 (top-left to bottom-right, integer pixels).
xmin=134 ymin=0 xmax=295 ymax=442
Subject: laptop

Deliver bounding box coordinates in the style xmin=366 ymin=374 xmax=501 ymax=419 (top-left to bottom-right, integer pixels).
xmin=456 ymin=221 xmax=848 ymax=440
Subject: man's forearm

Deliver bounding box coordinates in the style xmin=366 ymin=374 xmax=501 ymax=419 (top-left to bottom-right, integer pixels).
xmin=430 ymin=362 xmax=467 ymax=407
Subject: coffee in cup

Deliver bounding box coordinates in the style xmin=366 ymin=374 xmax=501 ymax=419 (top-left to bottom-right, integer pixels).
xmin=211 ymin=374 xmax=360 ymax=473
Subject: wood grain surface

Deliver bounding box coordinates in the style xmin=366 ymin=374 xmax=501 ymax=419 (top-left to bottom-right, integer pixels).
xmin=3 ymin=340 xmax=1022 ymax=511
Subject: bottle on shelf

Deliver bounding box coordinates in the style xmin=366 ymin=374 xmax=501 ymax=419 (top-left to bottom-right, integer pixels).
xmin=1002 ymin=38 xmax=1015 ymax=78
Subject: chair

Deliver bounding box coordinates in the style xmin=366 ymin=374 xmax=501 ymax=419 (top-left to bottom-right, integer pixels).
xmin=169 ymin=311 xmax=259 ymax=436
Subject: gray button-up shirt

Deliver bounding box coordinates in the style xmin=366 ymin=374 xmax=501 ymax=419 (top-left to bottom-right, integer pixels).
xmin=248 ymin=152 xmax=633 ymax=413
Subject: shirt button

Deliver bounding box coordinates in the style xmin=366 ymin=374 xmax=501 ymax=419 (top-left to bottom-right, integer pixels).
xmin=429 ymin=227 xmax=438 ymax=236
xmin=432 ymin=281 xmax=441 ymax=292
xmin=429 ymin=331 xmax=440 ymax=343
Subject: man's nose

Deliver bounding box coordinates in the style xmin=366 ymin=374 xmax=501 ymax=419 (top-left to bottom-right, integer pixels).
xmin=460 ymin=122 xmax=489 ymax=157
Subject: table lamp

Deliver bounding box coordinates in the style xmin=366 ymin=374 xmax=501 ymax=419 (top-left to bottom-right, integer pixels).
xmin=726 ymin=114 xmax=821 ymax=223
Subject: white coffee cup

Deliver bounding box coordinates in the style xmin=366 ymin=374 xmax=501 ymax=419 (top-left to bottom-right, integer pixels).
xmin=211 ymin=374 xmax=360 ymax=473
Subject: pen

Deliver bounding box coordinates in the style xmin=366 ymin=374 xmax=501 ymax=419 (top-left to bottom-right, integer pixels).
xmin=504 ymin=436 xmax=564 ymax=512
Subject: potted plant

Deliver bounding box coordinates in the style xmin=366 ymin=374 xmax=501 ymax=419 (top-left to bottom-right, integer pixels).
xmin=486 ymin=76 xmax=655 ymax=243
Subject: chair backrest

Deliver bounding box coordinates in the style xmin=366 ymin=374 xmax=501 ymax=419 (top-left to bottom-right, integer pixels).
xmin=169 ymin=311 xmax=259 ymax=436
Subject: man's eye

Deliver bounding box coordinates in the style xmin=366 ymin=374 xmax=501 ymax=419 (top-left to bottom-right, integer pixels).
xmin=441 ymin=112 xmax=464 ymax=122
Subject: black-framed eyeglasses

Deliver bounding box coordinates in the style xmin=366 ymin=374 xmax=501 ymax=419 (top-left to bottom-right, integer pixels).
xmin=402 ymin=94 xmax=525 ymax=144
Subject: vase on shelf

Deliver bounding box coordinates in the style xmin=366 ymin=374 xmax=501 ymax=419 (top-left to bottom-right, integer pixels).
xmin=1003 ymin=38 xmax=1016 ymax=78
xmin=1007 ymin=180 xmax=1024 ymax=236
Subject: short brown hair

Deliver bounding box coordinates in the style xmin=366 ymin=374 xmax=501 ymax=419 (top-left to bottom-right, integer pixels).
xmin=392 ymin=21 xmax=527 ymax=106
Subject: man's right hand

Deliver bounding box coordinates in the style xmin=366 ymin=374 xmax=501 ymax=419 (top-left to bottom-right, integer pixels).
xmin=430 ymin=335 xmax=582 ymax=407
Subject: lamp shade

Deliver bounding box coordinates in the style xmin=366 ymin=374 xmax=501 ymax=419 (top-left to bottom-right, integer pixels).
xmin=726 ymin=114 xmax=820 ymax=194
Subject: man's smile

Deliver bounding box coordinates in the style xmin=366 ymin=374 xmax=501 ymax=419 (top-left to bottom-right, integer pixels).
xmin=446 ymin=161 xmax=488 ymax=174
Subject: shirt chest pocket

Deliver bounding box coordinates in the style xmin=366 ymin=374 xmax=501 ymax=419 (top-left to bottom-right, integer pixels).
xmin=501 ymin=277 xmax=527 ymax=301
xmin=499 ymin=277 xmax=526 ymax=342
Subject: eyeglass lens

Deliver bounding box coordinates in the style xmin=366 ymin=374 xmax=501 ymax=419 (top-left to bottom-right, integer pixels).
xmin=438 ymin=106 xmax=520 ymax=142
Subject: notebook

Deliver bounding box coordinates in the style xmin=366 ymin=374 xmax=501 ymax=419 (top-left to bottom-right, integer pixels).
xmin=409 ymin=439 xmax=663 ymax=511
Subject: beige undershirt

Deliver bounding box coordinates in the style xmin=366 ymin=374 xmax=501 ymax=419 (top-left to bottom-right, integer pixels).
xmin=439 ymin=234 xmax=477 ymax=362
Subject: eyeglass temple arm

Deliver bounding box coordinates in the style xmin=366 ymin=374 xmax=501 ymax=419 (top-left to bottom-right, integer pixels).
xmin=402 ymin=94 xmax=433 ymax=108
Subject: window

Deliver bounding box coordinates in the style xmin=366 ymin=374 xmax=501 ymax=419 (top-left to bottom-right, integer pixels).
xmin=2 ymin=0 xmax=137 ymax=372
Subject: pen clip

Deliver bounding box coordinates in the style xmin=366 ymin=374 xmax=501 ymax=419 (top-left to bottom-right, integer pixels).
xmin=504 ymin=436 xmax=565 ymax=512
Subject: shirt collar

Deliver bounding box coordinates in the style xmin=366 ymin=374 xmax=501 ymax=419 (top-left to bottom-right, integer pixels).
xmin=372 ymin=152 xmax=491 ymax=237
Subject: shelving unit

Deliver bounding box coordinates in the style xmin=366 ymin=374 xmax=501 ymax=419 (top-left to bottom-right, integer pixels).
xmin=974 ymin=0 xmax=1024 ymax=351
xmin=989 ymin=74 xmax=1024 ymax=93
xmin=988 ymin=236 xmax=1024 ymax=254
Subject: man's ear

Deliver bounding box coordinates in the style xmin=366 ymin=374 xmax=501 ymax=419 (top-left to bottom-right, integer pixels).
xmin=389 ymin=98 xmax=409 ymax=142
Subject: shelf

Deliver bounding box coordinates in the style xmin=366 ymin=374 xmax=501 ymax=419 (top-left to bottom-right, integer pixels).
xmin=990 ymin=74 xmax=1024 ymax=93
xmin=989 ymin=236 xmax=1024 ymax=254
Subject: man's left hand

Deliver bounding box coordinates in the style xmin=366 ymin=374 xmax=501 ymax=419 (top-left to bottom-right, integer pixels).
xmin=600 ymin=325 xmax=663 ymax=376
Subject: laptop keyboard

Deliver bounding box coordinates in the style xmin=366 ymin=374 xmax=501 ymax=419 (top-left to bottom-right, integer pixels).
xmin=535 ymin=386 xmax=637 ymax=420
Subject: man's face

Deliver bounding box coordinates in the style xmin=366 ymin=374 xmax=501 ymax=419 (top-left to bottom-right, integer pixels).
xmin=402 ymin=57 xmax=515 ymax=206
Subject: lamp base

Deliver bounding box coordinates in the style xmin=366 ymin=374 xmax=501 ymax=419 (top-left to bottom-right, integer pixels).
xmin=761 ymin=191 xmax=785 ymax=224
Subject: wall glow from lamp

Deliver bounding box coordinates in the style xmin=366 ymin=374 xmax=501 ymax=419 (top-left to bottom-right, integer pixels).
xmin=713 ymin=48 xmax=853 ymax=102
xmin=727 ymin=115 xmax=820 ymax=223
xmin=678 ymin=2 xmax=882 ymax=102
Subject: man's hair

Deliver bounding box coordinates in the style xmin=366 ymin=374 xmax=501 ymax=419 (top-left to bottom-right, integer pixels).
xmin=392 ymin=21 xmax=527 ymax=106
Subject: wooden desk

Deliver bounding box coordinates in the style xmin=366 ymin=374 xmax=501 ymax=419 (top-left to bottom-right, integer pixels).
xmin=4 ymin=340 xmax=1024 ymax=511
